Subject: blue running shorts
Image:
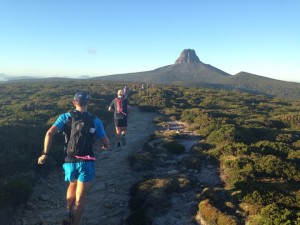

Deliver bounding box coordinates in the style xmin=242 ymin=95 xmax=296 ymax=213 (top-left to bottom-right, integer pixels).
xmin=63 ymin=161 xmax=95 ymax=182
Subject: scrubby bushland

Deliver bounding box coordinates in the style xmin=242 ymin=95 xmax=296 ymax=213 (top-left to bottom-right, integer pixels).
xmin=246 ymin=203 xmax=300 ymax=225
xmin=1 ymin=81 xmax=300 ymax=223
xmin=132 ymin=85 xmax=300 ymax=223
xmin=0 ymin=80 xmax=124 ymax=210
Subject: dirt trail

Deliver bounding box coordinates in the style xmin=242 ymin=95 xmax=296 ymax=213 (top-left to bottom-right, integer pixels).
xmin=12 ymin=106 xmax=158 ymax=225
xmin=12 ymin=107 xmax=224 ymax=225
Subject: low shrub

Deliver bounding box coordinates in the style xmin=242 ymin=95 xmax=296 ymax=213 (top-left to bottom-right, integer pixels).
xmin=220 ymin=156 xmax=255 ymax=188
xmin=207 ymin=124 xmax=237 ymax=144
xmin=254 ymin=155 xmax=300 ymax=181
xmin=152 ymin=116 xmax=166 ymax=124
xmin=242 ymin=184 xmax=300 ymax=209
xmin=0 ymin=173 xmax=33 ymax=209
xmin=163 ymin=140 xmax=185 ymax=154
xmin=198 ymin=199 xmax=238 ymax=225
xmin=250 ymin=141 xmax=292 ymax=158
xmin=181 ymin=156 xmax=201 ymax=169
xmin=208 ymin=143 xmax=249 ymax=159
xmin=248 ymin=203 xmax=299 ymax=225
xmin=128 ymin=152 xmax=154 ymax=171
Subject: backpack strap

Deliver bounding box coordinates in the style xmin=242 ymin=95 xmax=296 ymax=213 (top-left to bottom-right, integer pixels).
xmin=115 ymin=97 xmax=126 ymax=116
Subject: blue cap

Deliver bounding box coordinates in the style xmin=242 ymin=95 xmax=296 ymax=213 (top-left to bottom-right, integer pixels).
xmin=74 ymin=91 xmax=90 ymax=104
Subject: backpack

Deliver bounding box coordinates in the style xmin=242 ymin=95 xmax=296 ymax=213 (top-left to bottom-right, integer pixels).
xmin=63 ymin=111 xmax=95 ymax=160
xmin=115 ymin=97 xmax=126 ymax=118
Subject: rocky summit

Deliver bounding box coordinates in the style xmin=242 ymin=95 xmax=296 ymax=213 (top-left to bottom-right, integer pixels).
xmin=92 ymin=48 xmax=300 ymax=99
xmin=175 ymin=49 xmax=201 ymax=64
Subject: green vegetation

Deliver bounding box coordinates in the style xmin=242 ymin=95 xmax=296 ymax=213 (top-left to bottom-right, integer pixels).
xmin=1 ymin=80 xmax=300 ymax=223
xmin=163 ymin=140 xmax=185 ymax=154
xmin=198 ymin=199 xmax=239 ymax=225
xmin=0 ymin=80 xmax=124 ymax=209
xmin=132 ymin=85 xmax=300 ymax=224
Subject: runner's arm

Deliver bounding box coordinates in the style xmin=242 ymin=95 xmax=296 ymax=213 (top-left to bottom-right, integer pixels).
xmin=108 ymin=106 xmax=114 ymax=112
xmin=101 ymin=136 xmax=110 ymax=149
xmin=108 ymin=100 xmax=115 ymax=112
xmin=94 ymin=118 xmax=110 ymax=149
xmin=38 ymin=125 xmax=59 ymax=164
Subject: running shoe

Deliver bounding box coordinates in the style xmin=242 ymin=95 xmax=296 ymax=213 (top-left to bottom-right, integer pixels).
xmin=116 ymin=142 xmax=121 ymax=151
xmin=61 ymin=210 xmax=73 ymax=225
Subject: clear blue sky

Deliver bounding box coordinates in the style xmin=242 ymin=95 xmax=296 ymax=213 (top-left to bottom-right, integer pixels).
xmin=0 ymin=0 xmax=299 ymax=82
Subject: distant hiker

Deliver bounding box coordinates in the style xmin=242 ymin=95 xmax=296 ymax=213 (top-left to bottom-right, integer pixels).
xmin=122 ymin=85 xmax=128 ymax=99
xmin=108 ymin=89 xmax=130 ymax=149
xmin=38 ymin=91 xmax=109 ymax=225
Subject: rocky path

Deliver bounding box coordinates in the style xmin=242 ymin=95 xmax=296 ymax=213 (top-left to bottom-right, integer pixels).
xmin=12 ymin=106 xmax=158 ymax=225
xmin=12 ymin=107 xmax=224 ymax=225
xmin=147 ymin=121 xmax=222 ymax=225
xmin=82 ymin=107 xmax=158 ymax=225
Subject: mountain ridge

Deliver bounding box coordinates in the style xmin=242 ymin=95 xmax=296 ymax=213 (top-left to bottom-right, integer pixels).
xmin=2 ymin=49 xmax=300 ymax=99
xmin=92 ymin=49 xmax=300 ymax=99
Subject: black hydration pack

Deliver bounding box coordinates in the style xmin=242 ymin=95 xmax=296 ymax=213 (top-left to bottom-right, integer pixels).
xmin=63 ymin=111 xmax=95 ymax=161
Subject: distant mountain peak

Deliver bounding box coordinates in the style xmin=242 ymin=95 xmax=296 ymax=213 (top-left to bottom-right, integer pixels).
xmin=175 ymin=49 xmax=201 ymax=64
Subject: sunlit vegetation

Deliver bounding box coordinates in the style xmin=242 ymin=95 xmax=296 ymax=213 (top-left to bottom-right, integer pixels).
xmin=1 ymin=80 xmax=300 ymax=223
xmin=198 ymin=199 xmax=239 ymax=225
xmin=0 ymin=80 xmax=125 ymax=209
xmin=132 ymin=85 xmax=300 ymax=224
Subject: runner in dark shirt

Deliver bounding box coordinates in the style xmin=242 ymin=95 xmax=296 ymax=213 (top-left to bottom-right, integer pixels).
xmin=108 ymin=89 xmax=130 ymax=149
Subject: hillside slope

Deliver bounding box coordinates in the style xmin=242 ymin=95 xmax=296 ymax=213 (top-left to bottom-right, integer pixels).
xmin=94 ymin=62 xmax=231 ymax=84
xmin=221 ymin=72 xmax=300 ymax=98
xmin=92 ymin=49 xmax=300 ymax=99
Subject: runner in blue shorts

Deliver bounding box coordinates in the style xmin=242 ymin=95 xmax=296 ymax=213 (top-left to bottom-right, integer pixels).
xmin=63 ymin=161 xmax=95 ymax=182
xmin=38 ymin=91 xmax=109 ymax=225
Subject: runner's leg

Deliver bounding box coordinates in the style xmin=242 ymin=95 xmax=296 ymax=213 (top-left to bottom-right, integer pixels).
xmin=66 ymin=180 xmax=77 ymax=210
xmin=62 ymin=180 xmax=77 ymax=224
xmin=121 ymin=117 xmax=127 ymax=142
xmin=72 ymin=181 xmax=91 ymax=225
xmin=121 ymin=127 xmax=127 ymax=145
xmin=115 ymin=126 xmax=122 ymax=144
xmin=121 ymin=127 xmax=126 ymax=136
